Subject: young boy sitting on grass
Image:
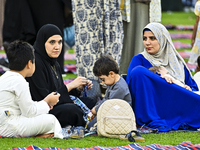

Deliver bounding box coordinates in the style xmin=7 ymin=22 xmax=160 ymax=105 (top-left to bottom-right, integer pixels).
xmin=0 ymin=40 xmax=63 ymax=138
xmin=86 ymin=54 xmax=132 ymax=130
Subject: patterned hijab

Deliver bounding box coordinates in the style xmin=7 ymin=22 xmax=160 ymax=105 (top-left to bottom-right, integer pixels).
xmin=141 ymin=22 xmax=191 ymax=83
xmin=33 ymin=24 xmax=62 ymax=66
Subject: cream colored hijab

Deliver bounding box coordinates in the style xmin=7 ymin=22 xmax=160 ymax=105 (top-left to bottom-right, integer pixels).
xmin=141 ymin=22 xmax=191 ymax=83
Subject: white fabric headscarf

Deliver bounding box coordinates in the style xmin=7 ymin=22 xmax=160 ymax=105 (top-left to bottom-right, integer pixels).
xmin=141 ymin=22 xmax=192 ymax=83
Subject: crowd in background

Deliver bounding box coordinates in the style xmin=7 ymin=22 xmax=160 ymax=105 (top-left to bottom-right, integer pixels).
xmin=1 ymin=0 xmax=200 ymax=139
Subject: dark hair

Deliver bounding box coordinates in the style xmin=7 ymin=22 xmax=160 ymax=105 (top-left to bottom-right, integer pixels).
xmin=149 ymin=66 xmax=161 ymax=73
xmin=93 ymin=54 xmax=119 ymax=76
xmin=143 ymin=28 xmax=151 ymax=34
xmin=6 ymin=40 xmax=35 ymax=71
xmin=197 ymin=56 xmax=200 ymax=68
xmin=196 ymin=56 xmax=200 ymax=73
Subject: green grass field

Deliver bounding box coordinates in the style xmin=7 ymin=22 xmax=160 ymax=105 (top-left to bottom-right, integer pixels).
xmin=162 ymin=11 xmax=195 ymax=49
xmin=2 ymin=132 xmax=200 ymax=149
xmin=63 ymin=48 xmax=77 ymax=79
xmin=161 ymin=11 xmax=195 ymax=25
xmin=1 ymin=11 xmax=199 ymax=150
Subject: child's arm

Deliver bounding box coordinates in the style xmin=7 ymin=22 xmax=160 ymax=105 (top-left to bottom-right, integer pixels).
xmin=191 ymin=16 xmax=199 ymax=47
xmin=43 ymin=92 xmax=60 ymax=109
xmin=87 ymin=106 xmax=97 ymax=121
xmin=162 ymin=74 xmax=192 ymax=91
xmin=91 ymin=106 xmax=97 ymax=115
xmin=183 ymin=84 xmax=192 ymax=91
xmin=18 ymin=83 xmax=59 ymax=117
xmin=172 ymin=78 xmax=192 ymax=91
xmin=161 ymin=74 xmax=175 ymax=84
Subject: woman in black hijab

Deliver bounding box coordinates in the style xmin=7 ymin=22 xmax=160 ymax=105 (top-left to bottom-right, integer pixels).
xmin=26 ymin=24 xmax=95 ymax=127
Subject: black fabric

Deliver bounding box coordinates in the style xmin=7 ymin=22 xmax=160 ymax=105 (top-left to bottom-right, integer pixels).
xmin=26 ymin=24 xmax=85 ymax=127
xmin=68 ymin=89 xmax=97 ymax=109
xmin=50 ymin=103 xmax=86 ymax=127
xmin=26 ymin=24 xmax=96 ymax=127
xmin=3 ymin=0 xmax=73 ymax=72
xmin=26 ymin=0 xmax=70 ymax=73
xmin=63 ymin=0 xmax=73 ymax=27
xmin=80 ymin=97 xmax=97 ymax=110
xmin=26 ymin=53 xmax=72 ymax=105
xmin=62 ymin=0 xmax=72 ymax=10
xmin=26 ymin=0 xmax=65 ymax=34
xmin=33 ymin=24 xmax=62 ymax=66
xmin=3 ymin=0 xmax=36 ymax=45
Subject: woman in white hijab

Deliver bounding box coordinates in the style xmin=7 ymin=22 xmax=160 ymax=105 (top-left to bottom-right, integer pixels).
xmin=126 ymin=22 xmax=200 ymax=132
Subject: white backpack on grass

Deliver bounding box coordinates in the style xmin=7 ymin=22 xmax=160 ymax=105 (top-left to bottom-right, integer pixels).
xmin=97 ymin=99 xmax=136 ymax=138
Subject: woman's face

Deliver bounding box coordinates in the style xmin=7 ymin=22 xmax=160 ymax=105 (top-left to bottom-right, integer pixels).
xmin=45 ymin=35 xmax=62 ymax=58
xmin=143 ymin=31 xmax=160 ymax=55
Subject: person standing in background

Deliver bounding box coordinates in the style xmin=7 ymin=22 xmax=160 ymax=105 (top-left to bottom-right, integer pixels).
xmin=193 ymin=55 xmax=200 ymax=89
xmin=0 ymin=0 xmax=6 ymax=49
xmin=188 ymin=0 xmax=200 ymax=65
xmin=149 ymin=0 xmax=162 ymax=23
xmin=26 ymin=0 xmax=73 ymax=73
xmin=119 ymin=0 xmax=150 ymax=75
xmin=182 ymin=0 xmax=196 ymax=12
xmin=3 ymin=0 xmax=36 ymax=46
xmin=120 ymin=0 xmax=161 ymax=75
xmin=72 ymin=0 xmax=124 ymax=99
xmin=3 ymin=0 xmax=72 ymax=73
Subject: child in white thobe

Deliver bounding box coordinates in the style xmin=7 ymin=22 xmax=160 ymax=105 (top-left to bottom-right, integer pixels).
xmin=0 ymin=40 xmax=63 ymax=138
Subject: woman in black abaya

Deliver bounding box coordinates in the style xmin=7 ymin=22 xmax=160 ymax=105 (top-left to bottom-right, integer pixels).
xmin=26 ymin=24 xmax=96 ymax=127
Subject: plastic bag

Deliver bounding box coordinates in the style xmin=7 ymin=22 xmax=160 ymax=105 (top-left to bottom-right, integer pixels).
xmin=63 ymin=25 xmax=75 ymax=47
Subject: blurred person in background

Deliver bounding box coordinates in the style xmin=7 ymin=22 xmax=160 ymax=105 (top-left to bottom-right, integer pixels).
xmin=3 ymin=0 xmax=72 ymax=73
xmin=182 ymin=0 xmax=196 ymax=12
xmin=0 ymin=0 xmax=6 ymax=49
xmin=188 ymin=0 xmax=200 ymax=65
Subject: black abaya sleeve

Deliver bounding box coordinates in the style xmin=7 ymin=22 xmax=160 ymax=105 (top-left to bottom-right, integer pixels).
xmin=26 ymin=56 xmax=73 ymax=105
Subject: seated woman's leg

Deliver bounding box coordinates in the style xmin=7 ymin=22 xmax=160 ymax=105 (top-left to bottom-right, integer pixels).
xmin=69 ymin=87 xmax=98 ymax=109
xmin=80 ymin=96 xmax=97 ymax=109
xmin=128 ymin=66 xmax=200 ymax=132
xmin=50 ymin=103 xmax=86 ymax=128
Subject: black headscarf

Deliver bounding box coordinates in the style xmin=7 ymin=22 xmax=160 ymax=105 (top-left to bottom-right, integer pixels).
xmin=26 ymin=24 xmax=72 ymax=104
xmin=27 ymin=24 xmax=94 ymax=108
xmin=33 ymin=24 xmax=62 ymax=66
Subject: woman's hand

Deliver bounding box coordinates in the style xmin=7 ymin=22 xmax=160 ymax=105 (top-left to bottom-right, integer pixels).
xmin=183 ymin=85 xmax=192 ymax=91
xmin=66 ymin=76 xmax=89 ymax=92
xmin=86 ymin=79 xmax=93 ymax=90
xmin=76 ymin=79 xmax=93 ymax=92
